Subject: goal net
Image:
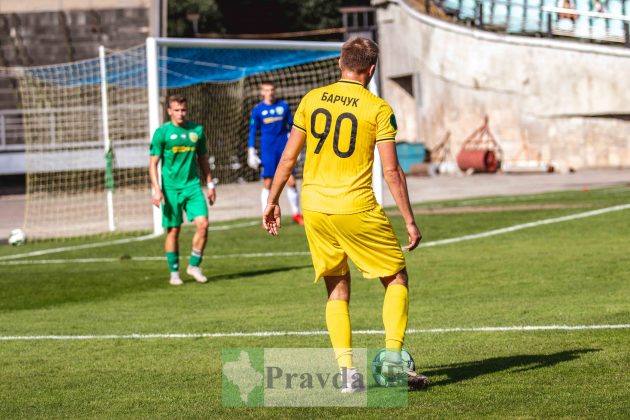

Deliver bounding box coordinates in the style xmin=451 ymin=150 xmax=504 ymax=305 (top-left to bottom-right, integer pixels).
xmin=14 ymin=39 xmax=343 ymax=239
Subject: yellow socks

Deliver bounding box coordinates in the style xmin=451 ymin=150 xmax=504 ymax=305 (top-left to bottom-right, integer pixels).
xmin=383 ymin=284 xmax=409 ymax=351
xmin=325 ymin=284 xmax=407 ymax=369
xmin=325 ymin=300 xmax=353 ymax=369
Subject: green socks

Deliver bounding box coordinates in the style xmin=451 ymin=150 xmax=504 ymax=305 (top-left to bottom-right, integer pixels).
xmin=166 ymin=250 xmax=202 ymax=272
xmin=189 ymin=249 xmax=203 ymax=267
xmin=165 ymin=251 xmax=179 ymax=273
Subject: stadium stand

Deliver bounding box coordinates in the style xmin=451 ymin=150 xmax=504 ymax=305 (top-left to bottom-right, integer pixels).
xmin=431 ymin=0 xmax=629 ymax=44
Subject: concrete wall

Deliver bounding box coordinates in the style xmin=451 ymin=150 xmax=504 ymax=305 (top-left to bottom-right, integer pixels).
xmin=0 ymin=1 xmax=151 ymax=14
xmin=0 ymin=8 xmax=149 ymax=67
xmin=376 ymin=0 xmax=630 ymax=170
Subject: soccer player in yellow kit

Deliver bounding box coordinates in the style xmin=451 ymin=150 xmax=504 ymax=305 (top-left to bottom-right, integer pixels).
xmin=263 ymin=37 xmax=429 ymax=391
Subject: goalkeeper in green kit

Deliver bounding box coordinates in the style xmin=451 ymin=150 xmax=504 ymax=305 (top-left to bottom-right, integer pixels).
xmin=149 ymin=94 xmax=216 ymax=286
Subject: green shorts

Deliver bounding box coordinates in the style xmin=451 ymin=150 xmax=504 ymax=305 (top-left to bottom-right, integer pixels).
xmin=161 ymin=184 xmax=208 ymax=228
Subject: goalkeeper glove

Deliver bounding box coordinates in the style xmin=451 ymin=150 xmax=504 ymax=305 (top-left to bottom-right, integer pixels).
xmin=247 ymin=147 xmax=261 ymax=169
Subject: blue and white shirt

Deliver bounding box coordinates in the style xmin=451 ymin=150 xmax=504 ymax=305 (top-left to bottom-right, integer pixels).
xmin=248 ymin=100 xmax=293 ymax=151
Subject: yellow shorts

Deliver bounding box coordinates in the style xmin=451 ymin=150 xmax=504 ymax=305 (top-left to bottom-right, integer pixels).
xmin=303 ymin=205 xmax=406 ymax=282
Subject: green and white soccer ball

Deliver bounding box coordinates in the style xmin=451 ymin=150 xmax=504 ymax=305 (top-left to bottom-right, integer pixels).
xmin=8 ymin=229 xmax=26 ymax=246
xmin=371 ymin=348 xmax=415 ymax=387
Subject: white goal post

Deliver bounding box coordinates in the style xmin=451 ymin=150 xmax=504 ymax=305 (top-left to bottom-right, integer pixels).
xmin=145 ymin=37 xmax=384 ymax=236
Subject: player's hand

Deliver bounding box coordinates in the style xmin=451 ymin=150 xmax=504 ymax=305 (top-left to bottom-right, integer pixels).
xmin=207 ymin=188 xmax=216 ymax=206
xmin=263 ymin=203 xmax=281 ymax=236
xmin=248 ymin=147 xmax=261 ymax=169
xmin=152 ymin=190 xmax=164 ymax=208
xmin=404 ymin=222 xmax=422 ymax=251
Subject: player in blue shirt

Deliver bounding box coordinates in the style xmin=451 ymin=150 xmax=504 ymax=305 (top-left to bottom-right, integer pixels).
xmin=247 ymin=80 xmax=303 ymax=225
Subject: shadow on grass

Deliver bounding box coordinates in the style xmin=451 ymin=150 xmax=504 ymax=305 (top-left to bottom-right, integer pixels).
xmin=205 ymin=264 xmax=312 ymax=282
xmin=424 ymin=349 xmax=600 ymax=386
xmin=0 ymin=263 xmax=311 ymax=312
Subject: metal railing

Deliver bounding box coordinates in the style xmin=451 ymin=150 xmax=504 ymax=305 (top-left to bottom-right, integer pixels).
xmin=542 ymin=6 xmax=630 ymax=44
xmin=431 ymin=0 xmax=630 ymax=46
xmin=0 ymin=104 xmax=147 ymax=153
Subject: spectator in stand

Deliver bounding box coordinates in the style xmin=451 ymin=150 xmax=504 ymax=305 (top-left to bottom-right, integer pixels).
xmin=592 ymin=0 xmax=607 ymax=13
xmin=558 ymin=0 xmax=578 ymax=28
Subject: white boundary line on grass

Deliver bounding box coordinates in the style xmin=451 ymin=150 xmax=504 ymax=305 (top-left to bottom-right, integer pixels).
xmin=1 ymin=203 xmax=628 ymax=266
xmin=0 ymin=252 xmax=311 ymax=266
xmin=0 ymin=233 xmax=159 ymax=261
xmin=0 ymin=221 xmax=261 ymax=261
xmin=1 ymin=324 xmax=628 ymax=341
xmin=420 ymin=203 xmax=630 ymax=248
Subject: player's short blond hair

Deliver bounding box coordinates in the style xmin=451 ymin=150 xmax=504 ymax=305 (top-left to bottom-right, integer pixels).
xmin=340 ymin=37 xmax=379 ymax=73
xmin=167 ymin=94 xmax=187 ymax=107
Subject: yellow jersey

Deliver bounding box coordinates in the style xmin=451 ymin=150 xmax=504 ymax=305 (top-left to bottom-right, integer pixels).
xmin=293 ymin=79 xmax=398 ymax=214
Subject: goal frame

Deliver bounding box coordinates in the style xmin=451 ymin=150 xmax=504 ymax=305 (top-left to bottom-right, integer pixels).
xmin=145 ymin=37 xmax=383 ymax=236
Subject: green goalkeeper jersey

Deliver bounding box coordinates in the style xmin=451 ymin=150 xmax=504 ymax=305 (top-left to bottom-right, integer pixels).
xmin=150 ymin=121 xmax=208 ymax=190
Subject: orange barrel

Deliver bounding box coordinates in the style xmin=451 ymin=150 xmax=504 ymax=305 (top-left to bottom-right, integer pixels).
xmin=456 ymin=150 xmax=499 ymax=173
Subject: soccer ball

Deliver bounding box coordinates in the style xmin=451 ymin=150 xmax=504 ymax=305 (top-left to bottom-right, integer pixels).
xmin=8 ymin=229 xmax=26 ymax=246
xmin=371 ymin=348 xmax=415 ymax=387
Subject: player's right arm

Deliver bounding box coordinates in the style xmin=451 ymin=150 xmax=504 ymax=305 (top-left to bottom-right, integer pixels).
xmin=247 ymin=107 xmax=262 ymax=169
xmin=263 ymin=127 xmax=306 ymax=236
xmin=149 ymin=127 xmax=165 ymax=208
xmin=149 ymin=156 xmax=164 ymax=207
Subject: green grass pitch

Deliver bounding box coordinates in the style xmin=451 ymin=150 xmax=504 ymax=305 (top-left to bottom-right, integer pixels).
xmin=0 ymin=186 xmax=629 ymax=418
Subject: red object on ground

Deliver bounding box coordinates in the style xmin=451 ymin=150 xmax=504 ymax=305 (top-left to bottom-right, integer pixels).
xmin=456 ymin=150 xmax=499 ymax=173
xmin=456 ymin=116 xmax=503 ymax=173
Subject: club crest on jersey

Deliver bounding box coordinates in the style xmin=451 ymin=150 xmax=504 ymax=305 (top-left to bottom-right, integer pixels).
xmin=276 ymin=106 xmax=284 ymax=115
xmin=390 ymin=114 xmax=398 ymax=130
xmin=189 ymin=132 xmax=199 ymax=142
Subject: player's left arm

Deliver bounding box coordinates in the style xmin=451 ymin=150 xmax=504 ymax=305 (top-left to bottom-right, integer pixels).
xmin=197 ymin=153 xmax=215 ymax=206
xmin=375 ymin=103 xmax=421 ymax=250
xmin=263 ymin=127 xmax=306 ymax=235
xmin=197 ymin=131 xmax=215 ymax=205
xmin=378 ymin=142 xmax=421 ymax=250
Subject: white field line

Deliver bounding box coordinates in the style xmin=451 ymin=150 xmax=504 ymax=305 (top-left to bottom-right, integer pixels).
xmin=2 ymin=203 xmax=628 ymax=266
xmin=414 ymin=185 xmax=630 ymax=208
xmin=0 ymin=252 xmax=311 ymax=266
xmin=420 ymin=203 xmax=630 ymax=248
xmin=207 ymin=220 xmax=260 ymax=231
xmin=0 ymin=233 xmax=160 ymax=261
xmin=1 ymin=324 xmax=629 ymax=341
xmin=0 ymin=221 xmax=261 ymax=262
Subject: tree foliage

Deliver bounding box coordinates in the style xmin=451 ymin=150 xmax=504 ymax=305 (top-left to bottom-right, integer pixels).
xmin=168 ymin=0 xmax=370 ymax=38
